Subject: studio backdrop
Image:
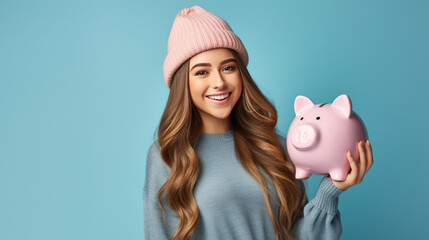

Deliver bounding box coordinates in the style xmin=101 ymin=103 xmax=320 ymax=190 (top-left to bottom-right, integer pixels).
xmin=0 ymin=0 xmax=427 ymax=239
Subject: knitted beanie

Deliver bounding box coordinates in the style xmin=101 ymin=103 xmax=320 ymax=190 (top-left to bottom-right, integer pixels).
xmin=163 ymin=6 xmax=249 ymax=88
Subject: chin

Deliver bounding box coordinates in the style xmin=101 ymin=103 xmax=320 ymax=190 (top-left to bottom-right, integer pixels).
xmin=211 ymin=110 xmax=232 ymax=120
xmin=211 ymin=114 xmax=229 ymax=120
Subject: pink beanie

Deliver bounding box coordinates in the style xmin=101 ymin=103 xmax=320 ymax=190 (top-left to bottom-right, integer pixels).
xmin=163 ymin=6 xmax=249 ymax=88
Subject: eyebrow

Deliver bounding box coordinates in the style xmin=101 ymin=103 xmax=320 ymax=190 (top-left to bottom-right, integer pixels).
xmin=190 ymin=58 xmax=237 ymax=71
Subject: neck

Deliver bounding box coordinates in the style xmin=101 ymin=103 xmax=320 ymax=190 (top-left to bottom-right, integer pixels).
xmin=200 ymin=115 xmax=233 ymax=134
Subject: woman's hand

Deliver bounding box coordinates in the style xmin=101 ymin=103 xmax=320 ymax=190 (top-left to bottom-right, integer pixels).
xmin=329 ymin=140 xmax=374 ymax=191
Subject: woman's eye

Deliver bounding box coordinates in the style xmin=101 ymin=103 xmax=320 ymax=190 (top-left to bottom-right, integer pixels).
xmin=223 ymin=66 xmax=235 ymax=71
xmin=195 ymin=70 xmax=208 ymax=76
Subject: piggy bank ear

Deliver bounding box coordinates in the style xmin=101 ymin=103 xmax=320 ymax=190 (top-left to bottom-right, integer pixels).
xmin=332 ymin=94 xmax=352 ymax=118
xmin=294 ymin=95 xmax=314 ymax=116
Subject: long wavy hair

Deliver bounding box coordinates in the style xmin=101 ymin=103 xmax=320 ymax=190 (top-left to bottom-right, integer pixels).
xmin=155 ymin=49 xmax=307 ymax=240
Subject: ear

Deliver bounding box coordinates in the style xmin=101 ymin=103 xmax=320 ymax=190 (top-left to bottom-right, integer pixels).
xmin=294 ymin=95 xmax=314 ymax=116
xmin=332 ymin=94 xmax=352 ymax=118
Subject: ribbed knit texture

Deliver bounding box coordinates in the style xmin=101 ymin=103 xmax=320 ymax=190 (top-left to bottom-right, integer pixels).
xmin=312 ymin=176 xmax=343 ymax=215
xmin=163 ymin=6 xmax=249 ymax=88
xmin=143 ymin=131 xmax=343 ymax=239
xmin=198 ymin=129 xmax=234 ymax=142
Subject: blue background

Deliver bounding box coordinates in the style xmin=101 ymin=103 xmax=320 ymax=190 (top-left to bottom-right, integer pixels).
xmin=1 ymin=0 xmax=428 ymax=239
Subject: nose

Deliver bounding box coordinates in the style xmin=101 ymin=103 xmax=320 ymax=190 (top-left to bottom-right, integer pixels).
xmin=212 ymin=71 xmax=226 ymax=89
xmin=291 ymin=124 xmax=319 ymax=150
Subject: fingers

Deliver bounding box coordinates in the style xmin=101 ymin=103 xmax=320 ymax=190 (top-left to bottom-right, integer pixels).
xmin=357 ymin=141 xmax=367 ymax=183
xmin=347 ymin=150 xmax=359 ymax=182
xmin=338 ymin=140 xmax=373 ymax=191
xmin=365 ymin=140 xmax=373 ymax=174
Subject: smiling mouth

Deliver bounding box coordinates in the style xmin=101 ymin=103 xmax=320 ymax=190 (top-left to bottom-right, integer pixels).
xmin=206 ymin=92 xmax=231 ymax=100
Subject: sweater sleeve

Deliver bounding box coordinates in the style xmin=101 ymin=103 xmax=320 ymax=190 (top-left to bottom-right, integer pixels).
xmin=275 ymin=131 xmax=343 ymax=239
xmin=143 ymin=142 xmax=173 ymax=240
xmin=292 ymin=176 xmax=344 ymax=240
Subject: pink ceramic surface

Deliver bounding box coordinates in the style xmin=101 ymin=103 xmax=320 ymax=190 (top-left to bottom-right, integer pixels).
xmin=286 ymin=94 xmax=368 ymax=181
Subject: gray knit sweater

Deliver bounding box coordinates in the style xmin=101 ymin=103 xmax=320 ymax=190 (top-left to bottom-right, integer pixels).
xmin=143 ymin=130 xmax=343 ymax=239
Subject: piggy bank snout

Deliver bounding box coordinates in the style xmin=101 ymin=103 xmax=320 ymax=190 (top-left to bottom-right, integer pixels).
xmin=291 ymin=124 xmax=319 ymax=150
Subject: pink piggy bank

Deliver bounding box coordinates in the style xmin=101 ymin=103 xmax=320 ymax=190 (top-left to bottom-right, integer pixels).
xmin=286 ymin=94 xmax=368 ymax=181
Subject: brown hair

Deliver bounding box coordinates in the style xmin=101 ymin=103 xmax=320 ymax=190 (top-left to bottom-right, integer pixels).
xmin=155 ymin=49 xmax=307 ymax=240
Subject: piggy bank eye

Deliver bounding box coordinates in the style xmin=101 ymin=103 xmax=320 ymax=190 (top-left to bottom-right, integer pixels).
xmin=300 ymin=117 xmax=304 ymax=120
xmin=316 ymin=116 xmax=320 ymax=120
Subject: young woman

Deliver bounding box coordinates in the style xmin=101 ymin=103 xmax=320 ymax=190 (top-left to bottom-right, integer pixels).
xmin=143 ymin=6 xmax=373 ymax=240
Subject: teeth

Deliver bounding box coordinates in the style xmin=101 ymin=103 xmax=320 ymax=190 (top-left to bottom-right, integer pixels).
xmin=207 ymin=93 xmax=229 ymax=100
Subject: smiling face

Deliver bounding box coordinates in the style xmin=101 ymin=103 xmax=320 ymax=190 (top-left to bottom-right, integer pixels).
xmin=188 ymin=48 xmax=242 ymax=133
